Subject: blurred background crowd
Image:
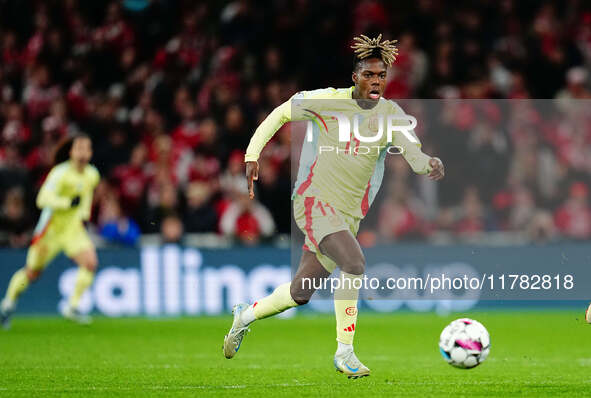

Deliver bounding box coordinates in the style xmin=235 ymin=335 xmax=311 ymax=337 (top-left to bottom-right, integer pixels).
xmin=1 ymin=0 xmax=591 ymax=247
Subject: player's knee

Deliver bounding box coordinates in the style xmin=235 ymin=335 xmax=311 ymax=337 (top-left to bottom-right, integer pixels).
xmin=290 ymin=284 xmax=311 ymax=306
xmin=340 ymin=255 xmax=365 ymax=275
xmin=25 ymin=268 xmax=42 ymax=282
xmin=83 ymin=260 xmax=97 ymax=272
xmin=291 ymin=295 xmax=310 ymax=306
xmin=79 ymin=253 xmax=98 ymax=272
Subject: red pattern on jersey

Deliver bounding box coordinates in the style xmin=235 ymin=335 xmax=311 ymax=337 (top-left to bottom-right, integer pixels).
xmin=296 ymin=160 xmax=317 ymax=195
xmin=361 ymin=182 xmax=371 ymax=216
xmin=303 ymin=197 xmax=319 ymax=249
xmin=31 ymin=217 xmax=52 ymax=246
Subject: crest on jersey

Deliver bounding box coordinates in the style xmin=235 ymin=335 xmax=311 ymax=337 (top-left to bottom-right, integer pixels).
xmin=368 ymin=115 xmax=380 ymax=132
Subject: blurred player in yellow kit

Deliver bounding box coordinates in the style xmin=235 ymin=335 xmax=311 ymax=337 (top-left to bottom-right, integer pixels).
xmin=223 ymin=35 xmax=445 ymax=378
xmin=1 ymin=134 xmax=100 ymax=328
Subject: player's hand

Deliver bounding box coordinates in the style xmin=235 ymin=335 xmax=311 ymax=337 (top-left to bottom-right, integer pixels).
xmin=428 ymin=157 xmax=444 ymax=181
xmin=71 ymin=195 xmax=81 ymax=207
xmin=246 ymin=161 xmax=259 ymax=199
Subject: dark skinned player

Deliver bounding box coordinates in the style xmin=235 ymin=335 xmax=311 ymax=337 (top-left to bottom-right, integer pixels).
xmin=223 ymin=35 xmax=444 ymax=378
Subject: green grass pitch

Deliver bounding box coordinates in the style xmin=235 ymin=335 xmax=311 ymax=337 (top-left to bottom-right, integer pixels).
xmin=0 ymin=311 xmax=590 ymax=397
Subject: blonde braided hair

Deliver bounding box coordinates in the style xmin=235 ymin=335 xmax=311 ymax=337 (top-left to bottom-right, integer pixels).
xmin=351 ymin=34 xmax=398 ymax=67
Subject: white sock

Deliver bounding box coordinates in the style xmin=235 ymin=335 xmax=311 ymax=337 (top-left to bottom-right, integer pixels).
xmin=1 ymin=298 xmax=14 ymax=312
xmin=239 ymin=305 xmax=256 ymax=326
xmin=336 ymin=341 xmax=353 ymax=355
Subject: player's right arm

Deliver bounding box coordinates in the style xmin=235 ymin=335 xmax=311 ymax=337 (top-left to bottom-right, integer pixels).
xmin=245 ymin=98 xmax=294 ymax=199
xmin=244 ymin=89 xmax=337 ymax=198
xmin=245 ymin=100 xmax=292 ymax=163
xmin=36 ymin=164 xmax=72 ymax=210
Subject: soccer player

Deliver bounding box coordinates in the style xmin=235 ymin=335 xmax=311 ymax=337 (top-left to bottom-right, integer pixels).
xmin=1 ymin=134 xmax=100 ymax=328
xmin=223 ymin=35 xmax=445 ymax=378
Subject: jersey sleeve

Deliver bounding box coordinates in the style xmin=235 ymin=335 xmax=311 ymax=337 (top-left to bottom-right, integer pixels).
xmin=244 ymin=97 xmax=295 ymax=162
xmin=244 ymin=89 xmax=324 ymax=162
xmin=80 ymin=166 xmax=100 ymax=221
xmin=396 ymin=133 xmax=432 ymax=174
xmin=244 ymin=87 xmax=346 ymax=162
xmin=91 ymin=166 xmax=100 ymax=188
xmin=36 ymin=165 xmax=71 ymax=210
xmin=389 ymin=101 xmax=432 ymax=175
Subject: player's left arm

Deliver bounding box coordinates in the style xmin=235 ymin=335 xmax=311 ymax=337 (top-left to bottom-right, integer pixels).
xmin=388 ymin=102 xmax=444 ymax=181
xmin=80 ymin=166 xmax=100 ymax=221
xmin=394 ymin=132 xmax=444 ymax=181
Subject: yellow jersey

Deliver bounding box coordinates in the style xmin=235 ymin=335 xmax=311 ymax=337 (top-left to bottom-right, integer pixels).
xmin=245 ymin=87 xmax=431 ymax=218
xmin=33 ymin=161 xmax=100 ymax=237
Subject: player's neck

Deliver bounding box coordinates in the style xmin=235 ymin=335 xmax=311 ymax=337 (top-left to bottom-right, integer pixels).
xmin=71 ymin=161 xmax=85 ymax=173
xmin=351 ymin=88 xmax=379 ymax=110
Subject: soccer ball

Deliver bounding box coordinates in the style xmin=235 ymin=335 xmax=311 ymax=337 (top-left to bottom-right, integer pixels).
xmin=439 ymin=318 xmax=490 ymax=369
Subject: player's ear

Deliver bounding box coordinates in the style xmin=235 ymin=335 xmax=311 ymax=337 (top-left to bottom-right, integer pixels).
xmin=352 ymin=71 xmax=358 ymax=85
